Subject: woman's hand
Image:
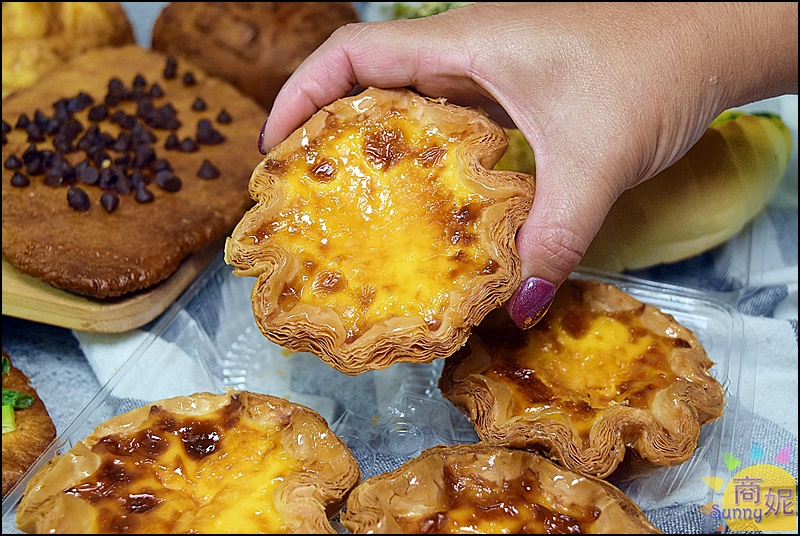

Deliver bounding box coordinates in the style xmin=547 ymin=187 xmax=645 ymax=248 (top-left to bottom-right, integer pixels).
xmin=260 ymin=2 xmax=797 ymax=328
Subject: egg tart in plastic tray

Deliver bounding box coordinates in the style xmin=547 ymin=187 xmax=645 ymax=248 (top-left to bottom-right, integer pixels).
xmin=1 ymin=256 xmax=753 ymax=534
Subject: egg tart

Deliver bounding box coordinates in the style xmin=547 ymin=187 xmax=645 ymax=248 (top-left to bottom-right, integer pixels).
xmin=2 ymin=349 xmax=56 ymax=497
xmin=439 ymin=278 xmax=725 ymax=481
xmin=16 ymin=391 xmax=361 ymax=534
xmin=225 ymin=87 xmax=535 ymax=375
xmin=340 ymin=443 xmax=663 ymax=534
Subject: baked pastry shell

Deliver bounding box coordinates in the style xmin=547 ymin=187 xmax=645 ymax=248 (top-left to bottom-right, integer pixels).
xmin=341 ymin=443 xmax=663 ymax=534
xmin=439 ymin=278 xmax=726 ymax=481
xmin=2 ymin=350 xmax=56 ymax=498
xmin=15 ymin=391 xmax=361 ymax=534
xmin=225 ymin=87 xmax=535 ymax=375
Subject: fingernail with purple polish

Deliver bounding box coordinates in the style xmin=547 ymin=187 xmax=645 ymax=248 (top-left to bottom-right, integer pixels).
xmin=258 ymin=118 xmax=268 ymax=155
xmin=508 ymin=277 xmax=557 ymax=329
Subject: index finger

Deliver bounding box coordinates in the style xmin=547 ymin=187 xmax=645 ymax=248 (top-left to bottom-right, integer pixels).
xmin=260 ymin=18 xmax=471 ymax=153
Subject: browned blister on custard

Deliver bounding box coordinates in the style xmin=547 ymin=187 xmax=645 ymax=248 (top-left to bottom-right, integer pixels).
xmin=15 ymin=391 xmax=361 ymax=534
xmin=439 ymin=278 xmax=725 ymax=481
xmin=225 ymin=87 xmax=535 ymax=375
xmin=341 ymin=444 xmax=663 ymax=534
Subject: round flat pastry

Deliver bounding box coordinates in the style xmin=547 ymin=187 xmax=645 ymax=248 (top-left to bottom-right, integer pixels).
xmin=2 ymin=45 xmax=265 ymax=298
xmin=439 ymin=278 xmax=726 ymax=481
xmin=16 ymin=391 xmax=361 ymax=534
xmin=2 ymin=349 xmax=56 ymax=497
xmin=225 ymin=87 xmax=535 ymax=375
xmin=341 ymin=443 xmax=663 ymax=534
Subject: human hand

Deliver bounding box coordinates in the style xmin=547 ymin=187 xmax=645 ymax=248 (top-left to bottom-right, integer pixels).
xmin=260 ymin=2 xmax=797 ymax=328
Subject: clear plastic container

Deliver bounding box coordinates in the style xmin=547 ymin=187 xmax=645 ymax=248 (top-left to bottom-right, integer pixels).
xmin=1 ymin=256 xmax=755 ymax=534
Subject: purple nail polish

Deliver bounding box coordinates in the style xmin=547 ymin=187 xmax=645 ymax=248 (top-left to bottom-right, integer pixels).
xmin=258 ymin=118 xmax=268 ymax=155
xmin=507 ymin=277 xmax=557 ymax=329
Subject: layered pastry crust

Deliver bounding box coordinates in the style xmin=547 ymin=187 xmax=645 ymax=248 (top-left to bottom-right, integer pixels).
xmin=439 ymin=278 xmax=725 ymax=480
xmin=16 ymin=391 xmax=361 ymax=534
xmin=341 ymin=443 xmax=663 ymax=534
xmin=2 ymin=350 xmax=56 ymax=497
xmin=225 ymin=87 xmax=535 ymax=375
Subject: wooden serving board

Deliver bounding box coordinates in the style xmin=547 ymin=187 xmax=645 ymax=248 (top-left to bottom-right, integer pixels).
xmin=2 ymin=239 xmax=225 ymax=333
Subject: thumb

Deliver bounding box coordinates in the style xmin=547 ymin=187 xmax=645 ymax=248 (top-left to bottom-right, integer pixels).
xmin=505 ymin=169 xmax=619 ymax=329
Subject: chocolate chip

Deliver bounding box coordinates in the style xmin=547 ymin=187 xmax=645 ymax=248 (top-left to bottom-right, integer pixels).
xmin=149 ymin=83 xmax=164 ymax=99
xmin=216 ymin=110 xmax=232 ymax=124
xmin=197 ymin=159 xmax=220 ymax=179
xmin=26 ymin=156 xmax=45 ymax=176
xmin=111 ymin=111 xmax=136 ymax=130
xmin=44 ymin=118 xmax=61 ymax=136
xmin=132 ymin=145 xmax=156 ymax=169
xmin=33 ymin=110 xmax=50 ymax=130
xmin=131 ymin=124 xmax=157 ymax=144
xmin=44 ymin=166 xmax=65 ymax=186
xmin=155 ymin=170 xmax=182 ymax=192
xmin=135 ymin=185 xmax=155 ymax=203
xmin=164 ymin=133 xmax=180 ymax=150
xmin=132 ymin=74 xmax=147 ymax=90
xmin=66 ymin=92 xmax=94 ymax=113
xmin=88 ymin=104 xmax=109 ymax=122
xmin=60 ymin=117 xmax=84 ymax=141
xmin=101 ymin=192 xmax=120 ymax=213
xmin=105 ymin=93 xmax=122 ymax=107
xmin=178 ymin=137 xmax=199 ymax=153
xmin=2 ymin=120 xmax=10 ymax=134
xmin=53 ymin=135 xmax=76 ymax=154
xmin=78 ymin=163 xmax=100 ymax=185
xmin=15 ymin=114 xmax=30 ymax=130
xmin=113 ymin=171 xmax=132 ymax=194
xmin=164 ymin=57 xmax=178 ymax=80
xmin=112 ymin=133 xmax=132 ymax=152
xmin=91 ymin=149 xmax=111 ymax=167
xmin=192 ymin=97 xmax=207 ymax=111
xmin=114 ymin=153 xmax=132 ymax=169
xmin=21 ymin=144 xmax=38 ymax=164
xmin=182 ymin=72 xmax=196 ymax=86
xmin=67 ymin=186 xmax=91 ymax=211
xmin=151 ymin=158 xmax=172 ymax=173
xmin=10 ymin=171 xmax=30 ymax=187
xmin=196 ymin=119 xmax=225 ymax=145
xmin=26 ymin=123 xmax=45 ymax=143
xmin=4 ymin=155 xmax=23 ymax=170
xmin=97 ymin=167 xmax=114 ymax=189
xmin=108 ymin=78 xmax=125 ymax=94
xmin=130 ymin=169 xmax=146 ymax=187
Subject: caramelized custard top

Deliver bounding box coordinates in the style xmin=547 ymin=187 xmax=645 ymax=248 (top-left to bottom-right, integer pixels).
xmin=479 ymin=283 xmax=683 ymax=441
xmin=252 ymin=107 xmax=497 ymax=342
xmin=65 ymin=396 xmax=299 ymax=533
xmin=398 ymin=458 xmax=600 ymax=534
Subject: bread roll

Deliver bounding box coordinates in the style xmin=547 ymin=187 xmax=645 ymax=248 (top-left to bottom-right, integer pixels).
xmin=151 ymin=2 xmax=361 ymax=111
xmin=2 ymin=2 xmax=135 ymax=98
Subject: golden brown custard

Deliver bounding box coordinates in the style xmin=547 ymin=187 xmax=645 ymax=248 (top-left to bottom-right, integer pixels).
xmin=254 ymin=110 xmax=496 ymax=342
xmin=226 ymin=87 xmax=535 ymax=375
xmin=341 ymin=444 xmax=663 ymax=534
xmin=480 ymin=286 xmax=682 ymax=442
xmin=66 ymin=398 xmax=296 ymax=533
xmin=439 ymin=278 xmax=725 ymax=480
xmin=400 ymin=467 xmax=598 ymax=533
xmin=16 ymin=392 xmax=362 ymax=534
